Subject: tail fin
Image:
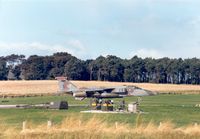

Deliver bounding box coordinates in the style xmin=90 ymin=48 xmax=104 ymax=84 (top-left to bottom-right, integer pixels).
xmin=55 ymin=77 xmax=78 ymax=93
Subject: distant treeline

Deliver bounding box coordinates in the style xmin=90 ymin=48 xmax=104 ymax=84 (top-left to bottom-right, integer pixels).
xmin=0 ymin=52 xmax=200 ymax=84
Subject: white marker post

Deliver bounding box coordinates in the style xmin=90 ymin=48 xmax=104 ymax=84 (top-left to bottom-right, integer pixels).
xmin=22 ymin=121 xmax=26 ymax=131
xmin=115 ymin=122 xmax=118 ymax=129
xmin=47 ymin=120 xmax=52 ymax=129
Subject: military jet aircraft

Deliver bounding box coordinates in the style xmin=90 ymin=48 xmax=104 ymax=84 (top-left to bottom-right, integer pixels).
xmin=55 ymin=77 xmax=155 ymax=100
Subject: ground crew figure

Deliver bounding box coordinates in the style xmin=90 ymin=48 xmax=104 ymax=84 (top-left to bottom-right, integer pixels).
xmin=119 ymin=100 xmax=125 ymax=110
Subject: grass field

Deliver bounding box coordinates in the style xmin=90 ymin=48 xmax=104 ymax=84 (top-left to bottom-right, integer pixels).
xmin=0 ymin=94 xmax=200 ymax=127
xmin=1 ymin=80 xmax=200 ymax=96
xmin=0 ymin=94 xmax=200 ymax=138
xmin=0 ymin=81 xmax=200 ymax=138
xmin=2 ymin=115 xmax=200 ymax=139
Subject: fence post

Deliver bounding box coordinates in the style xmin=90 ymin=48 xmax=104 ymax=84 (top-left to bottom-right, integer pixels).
xmin=47 ymin=120 xmax=52 ymax=129
xmin=79 ymin=120 xmax=81 ymax=127
xmin=159 ymin=122 xmax=162 ymax=128
xmin=115 ymin=122 xmax=118 ymax=129
xmin=22 ymin=121 xmax=26 ymax=131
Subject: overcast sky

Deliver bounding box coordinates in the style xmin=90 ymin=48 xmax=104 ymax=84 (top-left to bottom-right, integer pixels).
xmin=0 ymin=0 xmax=200 ymax=59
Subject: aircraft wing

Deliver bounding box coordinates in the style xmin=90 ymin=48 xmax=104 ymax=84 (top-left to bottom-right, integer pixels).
xmin=73 ymin=87 xmax=122 ymax=99
xmin=85 ymin=88 xmax=115 ymax=94
xmin=101 ymin=88 xmax=115 ymax=93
